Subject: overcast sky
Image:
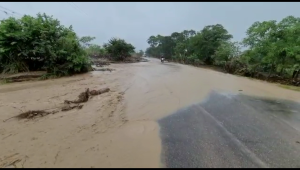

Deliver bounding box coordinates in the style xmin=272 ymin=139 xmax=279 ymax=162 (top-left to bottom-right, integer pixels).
xmin=0 ymin=2 xmax=300 ymax=51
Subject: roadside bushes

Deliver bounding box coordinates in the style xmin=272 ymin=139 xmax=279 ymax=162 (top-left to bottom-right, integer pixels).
xmin=84 ymin=37 xmax=136 ymax=62
xmin=0 ymin=13 xmax=91 ymax=76
xmin=103 ymin=38 xmax=135 ymax=61
xmin=145 ymin=15 xmax=300 ymax=86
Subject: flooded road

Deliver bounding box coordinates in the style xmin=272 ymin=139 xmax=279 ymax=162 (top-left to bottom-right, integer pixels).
xmin=159 ymin=93 xmax=300 ymax=168
xmin=1 ymin=58 xmax=300 ymax=168
xmin=116 ymin=58 xmax=300 ymax=168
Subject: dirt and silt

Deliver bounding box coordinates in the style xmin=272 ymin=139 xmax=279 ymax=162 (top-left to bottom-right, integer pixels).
xmin=0 ymin=58 xmax=299 ymax=168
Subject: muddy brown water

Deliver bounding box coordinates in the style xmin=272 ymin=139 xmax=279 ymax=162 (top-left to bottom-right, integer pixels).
xmin=0 ymin=58 xmax=299 ymax=167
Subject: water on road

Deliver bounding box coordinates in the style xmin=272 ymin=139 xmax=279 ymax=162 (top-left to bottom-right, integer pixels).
xmin=116 ymin=58 xmax=300 ymax=168
xmin=1 ymin=58 xmax=300 ymax=168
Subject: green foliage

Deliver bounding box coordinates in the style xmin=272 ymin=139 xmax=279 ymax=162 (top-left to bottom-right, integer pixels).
xmin=242 ymin=15 xmax=300 ymax=77
xmin=104 ymin=38 xmax=135 ymax=61
xmin=146 ymin=25 xmax=232 ymax=64
xmin=146 ymin=15 xmax=300 ymax=84
xmin=213 ymin=41 xmax=241 ymax=64
xmin=136 ymin=50 xmax=144 ymax=57
xmin=0 ymin=78 xmax=11 ymax=84
xmin=189 ymin=24 xmax=233 ymax=64
xmin=0 ymin=13 xmax=91 ymax=77
xmin=80 ymin=36 xmax=95 ymax=48
xmin=85 ymin=44 xmax=107 ymax=57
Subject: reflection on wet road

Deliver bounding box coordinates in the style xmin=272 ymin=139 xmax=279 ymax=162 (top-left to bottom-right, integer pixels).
xmin=0 ymin=57 xmax=299 ymax=168
xmin=159 ymin=92 xmax=300 ymax=168
xmin=116 ymin=58 xmax=300 ymax=168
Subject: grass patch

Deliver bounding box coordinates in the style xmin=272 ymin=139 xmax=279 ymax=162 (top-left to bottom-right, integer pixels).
xmin=39 ymin=73 xmax=58 ymax=80
xmin=279 ymin=84 xmax=300 ymax=92
xmin=0 ymin=79 xmax=12 ymax=85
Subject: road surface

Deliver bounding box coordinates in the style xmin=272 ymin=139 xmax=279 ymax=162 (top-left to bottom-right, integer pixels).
xmin=1 ymin=58 xmax=300 ymax=168
xmin=118 ymin=58 xmax=300 ymax=168
xmin=159 ymin=93 xmax=300 ymax=168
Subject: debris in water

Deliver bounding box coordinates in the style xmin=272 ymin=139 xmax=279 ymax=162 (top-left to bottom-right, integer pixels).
xmin=92 ymin=68 xmax=115 ymax=72
xmin=4 ymin=87 xmax=111 ymax=122
xmin=64 ymin=88 xmax=90 ymax=104
xmin=90 ymin=88 xmax=110 ymax=96
xmin=3 ymin=109 xmax=59 ymax=122
xmin=14 ymin=110 xmax=58 ymax=120
xmin=61 ymin=104 xmax=83 ymax=111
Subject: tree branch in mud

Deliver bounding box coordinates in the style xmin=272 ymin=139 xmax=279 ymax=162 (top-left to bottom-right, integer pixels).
xmin=3 ymin=110 xmax=59 ymax=122
xmin=92 ymin=68 xmax=115 ymax=72
xmin=61 ymin=104 xmax=83 ymax=112
xmin=90 ymin=88 xmax=110 ymax=96
xmin=3 ymin=87 xmax=111 ymax=122
xmin=64 ymin=88 xmax=90 ymax=104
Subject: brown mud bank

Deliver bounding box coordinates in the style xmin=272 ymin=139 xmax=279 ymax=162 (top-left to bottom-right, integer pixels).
xmin=0 ymin=62 xmax=161 ymax=168
xmin=0 ymin=57 xmax=148 ymax=84
xmin=169 ymin=59 xmax=300 ymax=87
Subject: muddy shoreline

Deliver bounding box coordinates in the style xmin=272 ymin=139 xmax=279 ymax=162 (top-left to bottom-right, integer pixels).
xmin=0 ymin=58 xmax=149 ymax=84
xmin=169 ymin=60 xmax=300 ymax=88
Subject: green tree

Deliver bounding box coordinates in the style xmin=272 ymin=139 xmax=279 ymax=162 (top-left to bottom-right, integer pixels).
xmin=104 ymin=38 xmax=135 ymax=61
xmin=0 ymin=13 xmax=90 ymax=76
xmin=137 ymin=50 xmax=144 ymax=57
xmin=79 ymin=36 xmax=96 ymax=48
xmin=243 ymin=16 xmax=300 ymax=77
xmin=85 ymin=44 xmax=107 ymax=57
xmin=144 ymin=15 xmax=300 ymax=85
xmin=189 ymin=24 xmax=233 ymax=64
xmin=214 ymin=41 xmax=241 ymax=63
xmin=147 ymin=35 xmax=159 ymax=47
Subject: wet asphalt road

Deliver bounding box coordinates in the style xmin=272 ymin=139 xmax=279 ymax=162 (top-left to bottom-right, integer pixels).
xmin=159 ymin=92 xmax=300 ymax=168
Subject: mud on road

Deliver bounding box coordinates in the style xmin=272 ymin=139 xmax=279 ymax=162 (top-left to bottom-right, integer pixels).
xmin=0 ymin=67 xmax=128 ymax=168
xmin=0 ymin=58 xmax=300 ymax=168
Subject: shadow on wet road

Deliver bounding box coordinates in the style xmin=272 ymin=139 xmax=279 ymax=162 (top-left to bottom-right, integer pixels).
xmin=159 ymin=91 xmax=300 ymax=168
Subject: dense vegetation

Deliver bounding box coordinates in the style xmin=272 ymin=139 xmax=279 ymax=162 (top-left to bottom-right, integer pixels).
xmin=1 ymin=12 xmax=298 ymax=86
xmin=145 ymin=15 xmax=300 ymax=86
xmin=85 ymin=38 xmax=141 ymax=61
xmin=0 ymin=13 xmax=138 ymax=79
xmin=0 ymin=13 xmax=91 ymax=77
